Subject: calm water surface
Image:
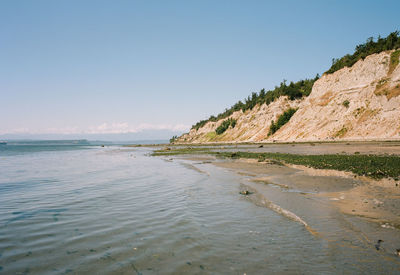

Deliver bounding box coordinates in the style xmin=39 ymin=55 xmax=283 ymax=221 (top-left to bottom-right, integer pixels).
xmin=0 ymin=145 xmax=399 ymax=274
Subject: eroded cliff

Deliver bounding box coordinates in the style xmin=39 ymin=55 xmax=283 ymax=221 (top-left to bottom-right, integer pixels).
xmin=178 ymin=50 xmax=400 ymax=143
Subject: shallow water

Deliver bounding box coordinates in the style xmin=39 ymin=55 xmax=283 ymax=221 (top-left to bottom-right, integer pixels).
xmin=0 ymin=145 xmax=399 ymax=274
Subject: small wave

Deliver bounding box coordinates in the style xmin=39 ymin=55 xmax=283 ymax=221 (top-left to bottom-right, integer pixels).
xmin=240 ymin=184 xmax=318 ymax=236
xmin=180 ymin=162 xmax=209 ymax=176
xmin=261 ymin=197 xmax=319 ymax=235
xmin=4 ymin=208 xmax=68 ymax=225
xmin=260 ymin=198 xmax=308 ymax=226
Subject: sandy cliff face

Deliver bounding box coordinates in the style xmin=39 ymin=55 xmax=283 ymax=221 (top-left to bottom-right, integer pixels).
xmin=178 ymin=50 xmax=400 ymax=143
xmin=179 ymin=97 xmax=302 ymax=143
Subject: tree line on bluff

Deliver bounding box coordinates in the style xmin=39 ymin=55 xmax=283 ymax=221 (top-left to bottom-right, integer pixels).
xmin=192 ymin=76 xmax=318 ymax=131
xmin=327 ymin=31 xmax=400 ymax=74
xmin=191 ymin=31 xmax=400 ymax=132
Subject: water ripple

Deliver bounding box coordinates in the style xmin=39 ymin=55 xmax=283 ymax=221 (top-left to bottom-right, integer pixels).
xmin=0 ymin=147 xmax=399 ymax=274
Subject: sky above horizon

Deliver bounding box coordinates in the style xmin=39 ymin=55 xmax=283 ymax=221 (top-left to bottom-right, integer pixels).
xmin=1 ymin=0 xmax=399 ymax=138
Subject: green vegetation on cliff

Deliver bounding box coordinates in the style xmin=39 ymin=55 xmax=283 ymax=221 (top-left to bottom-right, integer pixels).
xmin=326 ymin=31 xmax=400 ymax=74
xmin=192 ymin=76 xmax=318 ymax=130
xmin=191 ymin=31 xmax=400 ymax=133
xmin=169 ymin=135 xmax=178 ymax=143
xmin=268 ymin=108 xmax=298 ymax=136
xmin=389 ymin=49 xmax=400 ymax=75
xmin=216 ymin=118 xmax=237 ymax=135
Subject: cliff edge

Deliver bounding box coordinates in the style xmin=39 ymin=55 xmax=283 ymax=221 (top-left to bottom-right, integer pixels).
xmin=177 ymin=50 xmax=400 ymax=143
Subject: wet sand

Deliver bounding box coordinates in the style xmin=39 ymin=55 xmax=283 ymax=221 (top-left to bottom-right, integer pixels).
xmin=212 ymin=158 xmax=400 ymax=227
xmin=167 ymin=142 xmax=400 ymax=226
xmin=169 ymin=152 xmax=400 ymax=262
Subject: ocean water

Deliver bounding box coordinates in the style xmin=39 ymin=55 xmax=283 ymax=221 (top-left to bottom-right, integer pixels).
xmin=0 ymin=144 xmax=399 ymax=274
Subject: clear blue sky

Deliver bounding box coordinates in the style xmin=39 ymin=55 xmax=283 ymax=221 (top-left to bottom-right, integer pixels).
xmin=1 ymin=0 xmax=399 ymax=137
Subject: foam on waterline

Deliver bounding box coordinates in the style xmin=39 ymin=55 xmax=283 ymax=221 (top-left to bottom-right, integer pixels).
xmin=260 ymin=197 xmax=319 ymax=236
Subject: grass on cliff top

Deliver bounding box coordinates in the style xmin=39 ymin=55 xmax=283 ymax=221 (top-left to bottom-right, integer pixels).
xmin=153 ymin=147 xmax=400 ymax=180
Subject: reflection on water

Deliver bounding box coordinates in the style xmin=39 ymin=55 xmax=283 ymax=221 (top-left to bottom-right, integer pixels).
xmin=0 ymin=146 xmax=399 ymax=274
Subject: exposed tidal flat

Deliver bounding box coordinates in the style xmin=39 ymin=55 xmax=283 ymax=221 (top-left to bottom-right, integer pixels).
xmin=0 ymin=143 xmax=400 ymax=274
xmin=152 ymin=142 xmax=400 ymax=271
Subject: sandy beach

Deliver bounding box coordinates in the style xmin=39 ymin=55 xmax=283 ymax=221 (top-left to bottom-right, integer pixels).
xmin=212 ymin=158 xmax=400 ymax=228
xmin=157 ymin=142 xmax=400 ymax=261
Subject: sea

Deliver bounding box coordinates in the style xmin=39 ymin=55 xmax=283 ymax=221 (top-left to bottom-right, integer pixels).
xmin=0 ymin=141 xmax=399 ymax=274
